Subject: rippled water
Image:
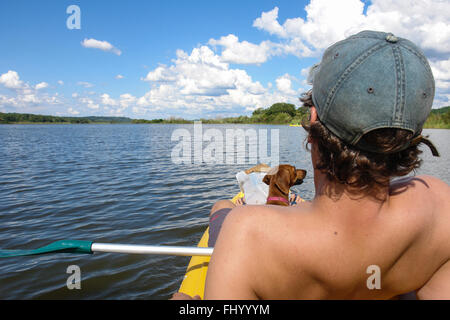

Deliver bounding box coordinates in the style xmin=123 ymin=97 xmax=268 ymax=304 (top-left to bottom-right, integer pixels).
xmin=0 ymin=124 xmax=448 ymax=299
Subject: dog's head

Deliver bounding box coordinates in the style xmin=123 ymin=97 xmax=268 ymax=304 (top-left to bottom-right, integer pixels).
xmin=263 ymin=165 xmax=307 ymax=195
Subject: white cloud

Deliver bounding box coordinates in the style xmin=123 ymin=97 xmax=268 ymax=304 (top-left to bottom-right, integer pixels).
xmin=134 ymin=0 xmax=449 ymax=115
xmin=143 ymin=46 xmax=238 ymax=96
xmin=5 ymin=0 xmax=447 ymax=117
xmin=81 ymin=38 xmax=122 ymax=56
xmin=118 ymin=93 xmax=136 ymax=108
xmin=101 ymin=93 xmax=117 ymax=106
xmin=0 ymin=70 xmax=23 ymax=89
xmin=35 ymin=82 xmax=49 ymax=90
xmin=253 ymin=3 xmax=366 ymax=57
xmin=77 ymin=81 xmax=94 ymax=88
xmin=137 ymin=46 xmax=300 ymax=115
xmin=58 ymin=80 xmax=64 ymax=86
xmin=143 ymin=66 xmax=177 ymax=82
xmin=430 ymin=58 xmax=450 ymax=90
xmin=361 ymin=0 xmax=450 ymax=56
xmin=68 ymin=107 xmax=80 ymax=115
xmin=254 ymin=1 xmax=450 ymax=58
xmin=252 ymin=0 xmax=450 ymax=108
xmin=132 ymin=106 xmax=147 ymax=115
xmin=433 ymin=93 xmax=450 ymax=108
xmin=79 ymin=97 xmax=99 ymax=110
xmin=209 ymin=34 xmax=274 ymax=65
xmin=276 ymin=74 xmax=297 ymax=95
xmin=0 ymin=70 xmax=62 ymax=109
xmin=99 ymin=93 xmax=137 ymax=114
xmin=253 ymin=7 xmax=288 ymax=38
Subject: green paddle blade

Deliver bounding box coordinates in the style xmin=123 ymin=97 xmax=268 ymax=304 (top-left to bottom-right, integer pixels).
xmin=0 ymin=240 xmax=93 ymax=258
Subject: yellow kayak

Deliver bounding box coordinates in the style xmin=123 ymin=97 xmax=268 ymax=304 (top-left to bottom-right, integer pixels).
xmin=178 ymin=192 xmax=244 ymax=299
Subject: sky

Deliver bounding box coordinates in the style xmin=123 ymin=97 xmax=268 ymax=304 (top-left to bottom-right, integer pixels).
xmin=0 ymin=0 xmax=448 ymax=120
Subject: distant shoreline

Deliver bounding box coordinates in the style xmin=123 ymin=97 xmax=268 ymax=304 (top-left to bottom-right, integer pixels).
xmin=1 ymin=105 xmax=449 ymax=129
xmin=1 ymin=122 xmax=449 ymax=129
xmin=0 ymin=121 xmax=123 ymax=125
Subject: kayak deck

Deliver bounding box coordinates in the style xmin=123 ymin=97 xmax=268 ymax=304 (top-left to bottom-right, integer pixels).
xmin=178 ymin=192 xmax=244 ymax=299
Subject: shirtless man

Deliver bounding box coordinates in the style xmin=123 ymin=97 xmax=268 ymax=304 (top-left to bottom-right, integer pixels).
xmin=175 ymin=31 xmax=450 ymax=300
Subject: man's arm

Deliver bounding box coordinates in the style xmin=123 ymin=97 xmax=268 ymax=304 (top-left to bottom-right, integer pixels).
xmin=416 ymin=260 xmax=450 ymax=299
xmin=204 ymin=203 xmax=324 ymax=300
xmin=416 ymin=176 xmax=450 ymax=299
xmin=204 ymin=206 xmax=260 ymax=299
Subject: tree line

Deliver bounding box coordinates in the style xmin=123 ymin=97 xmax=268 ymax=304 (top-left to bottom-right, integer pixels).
xmin=1 ymin=104 xmax=449 ymax=128
xmin=423 ymin=106 xmax=450 ymax=129
xmin=132 ymin=103 xmax=309 ymax=125
xmin=0 ymin=113 xmax=132 ymax=124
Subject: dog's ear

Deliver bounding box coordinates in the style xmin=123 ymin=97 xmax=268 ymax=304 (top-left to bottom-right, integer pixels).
xmin=285 ymin=165 xmax=298 ymax=187
xmin=293 ymin=169 xmax=307 ymax=186
xmin=263 ymin=174 xmax=272 ymax=185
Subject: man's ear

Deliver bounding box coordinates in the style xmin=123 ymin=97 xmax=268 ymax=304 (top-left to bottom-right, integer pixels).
xmin=310 ymin=106 xmax=318 ymax=124
xmin=263 ymin=174 xmax=272 ymax=185
xmin=307 ymin=106 xmax=318 ymax=144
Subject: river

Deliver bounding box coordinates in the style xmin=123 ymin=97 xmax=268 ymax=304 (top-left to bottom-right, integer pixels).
xmin=0 ymin=124 xmax=448 ymax=299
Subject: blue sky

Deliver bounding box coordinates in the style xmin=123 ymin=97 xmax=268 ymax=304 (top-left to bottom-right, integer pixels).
xmin=0 ymin=0 xmax=448 ymax=119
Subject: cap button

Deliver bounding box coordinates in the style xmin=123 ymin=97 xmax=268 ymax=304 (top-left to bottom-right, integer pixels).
xmin=386 ymin=34 xmax=398 ymax=43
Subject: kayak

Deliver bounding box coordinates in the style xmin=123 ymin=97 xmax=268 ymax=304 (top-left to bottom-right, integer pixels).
xmin=178 ymin=191 xmax=244 ymax=299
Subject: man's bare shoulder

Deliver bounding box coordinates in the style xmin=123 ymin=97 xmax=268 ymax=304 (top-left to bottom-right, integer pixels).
xmin=227 ymin=202 xmax=322 ymax=244
xmin=390 ymin=175 xmax=450 ymax=299
xmin=219 ymin=204 xmax=337 ymax=299
xmin=419 ymin=175 xmax=450 ymax=198
xmin=390 ymin=175 xmax=450 ymax=211
xmin=227 ymin=202 xmax=335 ymax=253
xmin=204 ymin=204 xmax=301 ymax=299
xmin=391 ymin=175 xmax=450 ymax=194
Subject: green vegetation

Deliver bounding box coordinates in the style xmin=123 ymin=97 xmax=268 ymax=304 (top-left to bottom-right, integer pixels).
xmin=424 ymin=106 xmax=450 ymax=129
xmin=0 ymin=113 xmax=133 ymax=124
xmin=1 ymin=104 xmax=448 ymax=128
xmin=199 ymin=103 xmax=308 ymax=125
xmin=132 ymin=117 xmax=191 ymax=124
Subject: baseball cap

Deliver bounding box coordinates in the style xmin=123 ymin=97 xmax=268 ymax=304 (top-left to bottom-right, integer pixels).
xmin=310 ymin=30 xmax=439 ymax=156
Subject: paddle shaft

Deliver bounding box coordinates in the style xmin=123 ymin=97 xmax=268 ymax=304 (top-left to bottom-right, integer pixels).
xmin=91 ymin=243 xmax=213 ymax=257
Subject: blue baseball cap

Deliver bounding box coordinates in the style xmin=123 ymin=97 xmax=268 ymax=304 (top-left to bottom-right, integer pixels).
xmin=310 ymin=30 xmax=439 ymax=156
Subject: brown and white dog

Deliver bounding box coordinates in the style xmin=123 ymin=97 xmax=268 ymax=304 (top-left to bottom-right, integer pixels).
xmin=263 ymin=165 xmax=307 ymax=206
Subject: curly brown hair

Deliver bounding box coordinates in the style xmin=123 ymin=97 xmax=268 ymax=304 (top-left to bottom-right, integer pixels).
xmin=300 ymin=90 xmax=423 ymax=200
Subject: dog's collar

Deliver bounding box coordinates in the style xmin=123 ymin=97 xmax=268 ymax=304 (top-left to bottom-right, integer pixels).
xmin=267 ymin=196 xmax=290 ymax=205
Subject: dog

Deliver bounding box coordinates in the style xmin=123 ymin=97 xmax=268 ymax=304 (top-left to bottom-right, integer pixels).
xmin=263 ymin=165 xmax=307 ymax=206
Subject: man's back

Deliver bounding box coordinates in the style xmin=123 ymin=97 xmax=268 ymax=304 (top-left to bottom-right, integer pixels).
xmin=204 ymin=31 xmax=447 ymax=300
xmin=204 ymin=175 xmax=450 ymax=299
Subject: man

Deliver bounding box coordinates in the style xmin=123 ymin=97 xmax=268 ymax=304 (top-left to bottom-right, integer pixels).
xmin=177 ymin=30 xmax=450 ymax=300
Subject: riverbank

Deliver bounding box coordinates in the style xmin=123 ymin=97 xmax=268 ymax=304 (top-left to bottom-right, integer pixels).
xmin=1 ymin=104 xmax=449 ymax=128
xmin=423 ymin=106 xmax=450 ymax=129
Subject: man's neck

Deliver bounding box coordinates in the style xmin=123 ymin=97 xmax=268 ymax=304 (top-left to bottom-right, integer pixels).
xmin=312 ymin=169 xmax=390 ymax=219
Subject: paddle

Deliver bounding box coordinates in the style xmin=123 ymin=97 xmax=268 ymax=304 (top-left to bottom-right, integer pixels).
xmin=0 ymin=240 xmax=213 ymax=258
